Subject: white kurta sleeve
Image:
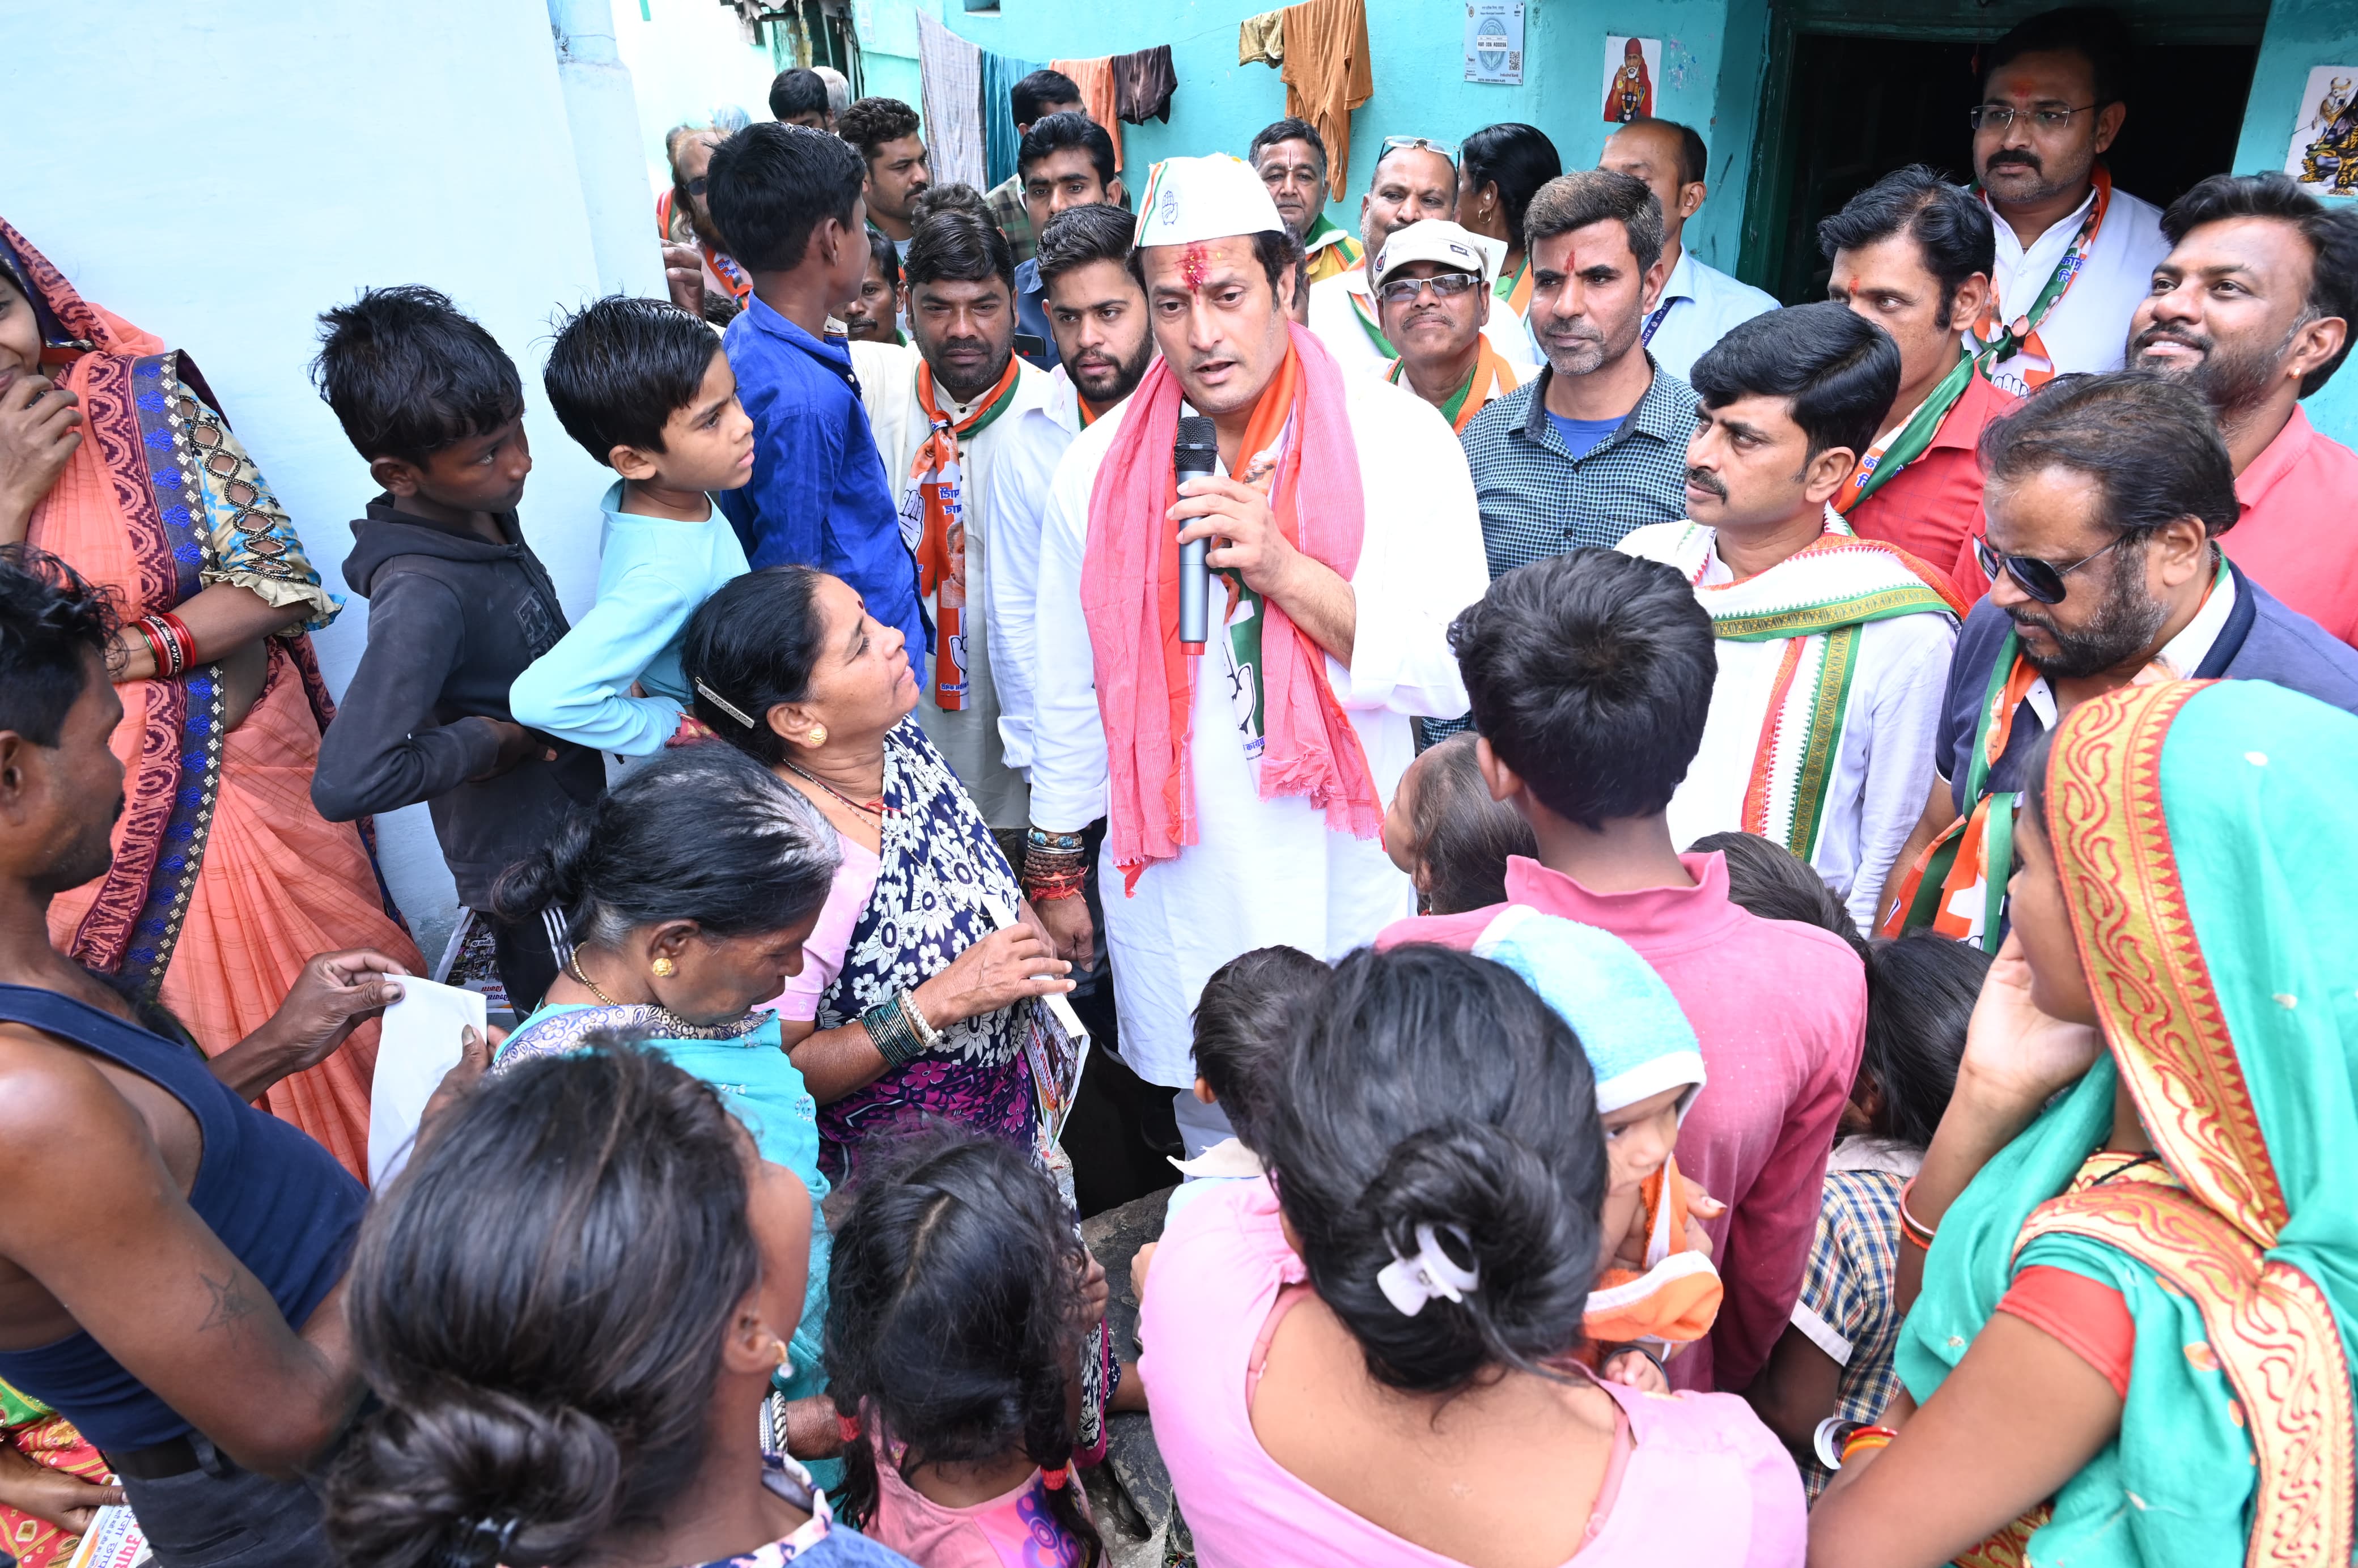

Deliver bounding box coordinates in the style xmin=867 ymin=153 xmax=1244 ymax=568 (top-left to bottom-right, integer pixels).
xmin=1027 ymin=438 xmax=1111 ymax=831
xmin=983 ymin=410 xmax=1074 ymax=774
xmin=1332 ymin=383 xmax=1486 ymax=719
xmin=1846 ymin=613 xmax=1959 ymax=930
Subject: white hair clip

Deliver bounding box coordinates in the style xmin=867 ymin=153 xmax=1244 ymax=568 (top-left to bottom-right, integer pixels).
xmin=693 ymin=678 xmax=755 ymax=728
xmin=1376 ymin=1222 xmax=1481 ymax=1317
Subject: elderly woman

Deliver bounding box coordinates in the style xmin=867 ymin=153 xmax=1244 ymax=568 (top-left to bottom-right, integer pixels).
xmin=680 ymin=565 xmax=1075 ymax=1183
xmin=490 ymin=744 xmax=846 ymax=1472
xmin=1810 ymin=679 xmax=2358 ymax=1568
xmin=0 ymin=218 xmax=421 ymax=1178
xmin=658 ymin=122 xmax=753 ymax=323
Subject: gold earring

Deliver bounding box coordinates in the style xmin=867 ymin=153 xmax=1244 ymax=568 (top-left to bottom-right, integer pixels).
xmin=651 ymin=956 xmax=676 ymax=978
xmin=808 ymin=725 xmax=829 ymax=746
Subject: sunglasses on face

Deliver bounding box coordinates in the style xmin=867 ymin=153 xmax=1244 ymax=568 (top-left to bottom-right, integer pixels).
xmin=1374 ymin=271 xmax=1482 ymax=305
xmin=1972 ymin=529 xmax=2130 ymax=604
xmin=685 ymin=176 xmax=711 ymax=198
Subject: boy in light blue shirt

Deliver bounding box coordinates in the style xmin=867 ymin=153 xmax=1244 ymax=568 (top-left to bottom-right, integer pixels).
xmin=511 ymin=297 xmax=756 ymax=754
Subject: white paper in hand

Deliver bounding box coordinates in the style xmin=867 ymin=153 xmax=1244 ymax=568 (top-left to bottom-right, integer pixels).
xmin=367 ymin=978 xmax=486 ymax=1187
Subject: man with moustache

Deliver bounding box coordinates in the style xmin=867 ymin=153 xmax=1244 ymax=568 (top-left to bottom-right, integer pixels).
xmin=1022 ymin=155 xmax=1487 ymax=1151
xmin=1877 ymin=372 xmax=2358 ymax=945
xmin=1967 ymin=8 xmax=2169 ymax=395
xmin=1306 ymin=137 xmax=1529 ymax=374
xmin=1249 ymin=118 xmax=1363 ymax=287
xmin=1619 ymin=305 xmax=1962 ymax=932
xmin=1821 ymin=165 xmax=2017 ymax=596
xmin=1370 ymin=219 xmax=1536 ymax=434
xmin=2124 ymin=173 xmax=2358 ymax=645
xmin=856 ymin=208 xmax=1056 ymax=832
xmin=0 ymin=546 xmax=482 ymax=1563
xmin=1461 ymin=170 xmax=1695 ymax=581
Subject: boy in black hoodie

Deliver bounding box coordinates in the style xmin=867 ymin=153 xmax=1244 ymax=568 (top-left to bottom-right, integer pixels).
xmin=309 ymin=286 xmax=603 ymax=1012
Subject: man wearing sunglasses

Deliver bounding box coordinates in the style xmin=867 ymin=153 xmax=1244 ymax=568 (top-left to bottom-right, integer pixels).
xmin=1968 ymin=8 xmax=2168 ymax=397
xmin=1877 ymin=372 xmax=2358 ymax=946
xmin=1369 ymin=221 xmax=1536 ymax=435
xmin=1307 ymin=137 xmax=1530 ymax=375
xmin=2124 ymin=173 xmax=2358 ymax=648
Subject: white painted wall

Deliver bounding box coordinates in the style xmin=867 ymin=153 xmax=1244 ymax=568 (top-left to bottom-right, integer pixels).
xmin=614 ymin=0 xmax=784 ymax=197
xmin=0 ymin=0 xmax=661 ymax=964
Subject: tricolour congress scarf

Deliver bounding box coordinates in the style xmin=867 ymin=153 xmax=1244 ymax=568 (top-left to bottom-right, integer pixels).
xmin=1388 ymin=338 xmax=1519 ymax=434
xmin=1973 ymin=164 xmax=2111 ymax=390
xmin=1649 ymin=513 xmax=1964 ymax=861
xmin=1832 ymin=352 xmax=1985 ymax=516
xmin=904 ymin=355 xmax=1022 ymax=709
xmin=1079 ymin=322 xmax=1381 ymax=889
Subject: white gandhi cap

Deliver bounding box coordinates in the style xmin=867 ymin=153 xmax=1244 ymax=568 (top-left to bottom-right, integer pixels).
xmin=1371 ymin=219 xmax=1508 ymax=291
xmin=1132 ymin=154 xmax=1288 ymax=250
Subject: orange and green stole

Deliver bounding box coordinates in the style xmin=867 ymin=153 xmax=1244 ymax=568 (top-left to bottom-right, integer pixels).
xmin=1900 ymin=679 xmax=2358 ymax=1568
xmin=905 ymin=356 xmax=1022 ymax=709
xmin=1385 ymin=339 xmax=1519 ymax=434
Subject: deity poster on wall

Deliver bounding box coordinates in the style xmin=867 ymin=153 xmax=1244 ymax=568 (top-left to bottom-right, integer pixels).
xmin=1603 ymin=36 xmax=1661 ymax=123
xmin=2285 ymin=65 xmax=2358 ymax=196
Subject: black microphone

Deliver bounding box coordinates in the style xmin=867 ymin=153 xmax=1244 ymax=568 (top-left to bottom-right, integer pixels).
xmin=1174 ymin=415 xmax=1217 ymax=651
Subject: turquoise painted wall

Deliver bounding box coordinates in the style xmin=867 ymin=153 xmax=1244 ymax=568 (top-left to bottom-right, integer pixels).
xmin=858 ymin=0 xmax=1765 ymax=272
xmin=2232 ymin=0 xmax=2358 ymax=444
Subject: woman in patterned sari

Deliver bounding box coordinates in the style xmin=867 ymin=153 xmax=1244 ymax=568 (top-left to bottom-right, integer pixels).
xmin=1810 ymin=677 xmax=2358 ymax=1567
xmin=0 ymin=218 xmax=421 ymax=1178
xmin=680 ymin=565 xmax=1078 ymax=1183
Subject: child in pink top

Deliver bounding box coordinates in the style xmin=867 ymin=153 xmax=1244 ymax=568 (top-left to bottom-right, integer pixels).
xmin=1135 ymin=944 xmax=1804 ymax=1568
xmin=824 ymin=1130 xmax=1105 ymax=1568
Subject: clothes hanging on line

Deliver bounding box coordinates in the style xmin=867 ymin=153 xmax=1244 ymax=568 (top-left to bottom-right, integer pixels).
xmin=1239 ymin=10 xmax=1286 ymax=66
xmin=1115 ymin=44 xmax=1177 ymax=122
xmin=1279 ymin=0 xmax=1372 ymax=200
xmin=917 ymin=11 xmax=987 ymax=189
xmin=1050 ymin=57 xmax=1124 ymax=170
xmin=982 ymin=48 xmax=1045 ymax=190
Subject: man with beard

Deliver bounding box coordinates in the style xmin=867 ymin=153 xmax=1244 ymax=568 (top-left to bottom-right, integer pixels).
xmin=1370 ymin=219 xmax=1535 ymax=434
xmin=837 ymin=97 xmax=931 ymax=261
xmin=0 ymin=546 xmax=482 ymax=1563
xmin=1967 ymin=9 xmax=2168 ymax=396
xmin=1619 ymin=305 xmax=1962 ymax=932
xmin=1249 ymin=118 xmax=1362 ymax=288
xmin=1877 ymin=372 xmax=2358 ymax=945
xmin=1023 ymin=155 xmax=1486 ymax=1153
xmin=2124 ymin=173 xmax=2358 ymax=645
xmin=1461 ymin=170 xmax=1695 ymax=581
xmin=1820 ymin=165 xmax=2017 ymax=596
xmin=858 ymin=208 xmax=1055 ymax=832
xmin=1307 ymin=137 xmax=1530 ymax=374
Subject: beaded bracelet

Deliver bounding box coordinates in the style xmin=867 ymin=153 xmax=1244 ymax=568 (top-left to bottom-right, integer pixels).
xmin=1023 ymin=839 xmax=1088 ymax=903
xmin=1025 ymin=826 xmax=1087 ymax=853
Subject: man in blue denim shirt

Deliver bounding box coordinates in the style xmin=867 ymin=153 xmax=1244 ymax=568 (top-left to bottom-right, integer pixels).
xmin=708 ymin=122 xmax=928 ymax=666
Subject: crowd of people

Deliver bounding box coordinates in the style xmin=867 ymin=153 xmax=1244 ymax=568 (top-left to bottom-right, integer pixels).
xmin=4 ymin=5 xmax=2358 ymax=1566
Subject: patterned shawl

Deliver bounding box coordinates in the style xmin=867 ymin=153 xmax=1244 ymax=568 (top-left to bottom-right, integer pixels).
xmin=1901 ymin=679 xmax=2358 ymax=1568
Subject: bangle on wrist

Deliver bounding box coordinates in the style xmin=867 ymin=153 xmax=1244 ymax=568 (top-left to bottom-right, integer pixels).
xmin=862 ymin=989 xmax=936 ymax=1070
xmin=1897 ymin=1177 xmax=1939 ymax=1251
xmin=1602 ymin=1342 xmax=1666 ymax=1381
xmin=1839 ymin=1424 xmax=1899 ymax=1464
xmin=897 ymin=989 xmax=942 ymax=1052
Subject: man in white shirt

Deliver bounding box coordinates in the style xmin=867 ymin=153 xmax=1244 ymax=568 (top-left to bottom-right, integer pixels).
xmin=1969 ymin=7 xmax=2169 ymax=394
xmin=1369 ymin=220 xmax=1536 ymax=433
xmin=1600 ymin=117 xmax=1779 ymax=383
xmin=983 ymin=202 xmax=1156 ymax=776
xmin=1618 ymin=304 xmax=1960 ymax=931
xmin=1026 ymin=155 xmax=1488 ymax=1145
xmin=1307 ymin=136 xmax=1530 ymax=373
xmin=854 ymin=207 xmax=1055 ymax=832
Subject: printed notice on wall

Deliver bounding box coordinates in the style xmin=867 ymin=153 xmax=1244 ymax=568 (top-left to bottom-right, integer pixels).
xmin=1465 ymin=2 xmax=1525 ymax=86
xmin=2284 ymin=65 xmax=2358 ymax=196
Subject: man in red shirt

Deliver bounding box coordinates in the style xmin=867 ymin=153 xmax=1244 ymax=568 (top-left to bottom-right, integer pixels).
xmin=2126 ymin=172 xmax=2358 ymax=646
xmin=1377 ymin=549 xmax=1865 ymax=1395
xmin=1819 ymin=165 xmax=2018 ymax=600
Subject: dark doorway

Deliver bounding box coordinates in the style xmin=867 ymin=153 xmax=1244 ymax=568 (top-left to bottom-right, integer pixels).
xmin=1741 ymin=28 xmax=2259 ymax=304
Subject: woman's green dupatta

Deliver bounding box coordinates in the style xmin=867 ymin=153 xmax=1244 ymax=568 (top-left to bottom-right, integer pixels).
xmin=1896 ymin=679 xmax=2358 ymax=1568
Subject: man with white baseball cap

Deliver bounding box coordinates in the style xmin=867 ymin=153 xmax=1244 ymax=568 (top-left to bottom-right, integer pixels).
xmin=1371 ymin=219 xmax=1540 ymax=434
xmin=1021 ymin=154 xmax=1488 ymax=1150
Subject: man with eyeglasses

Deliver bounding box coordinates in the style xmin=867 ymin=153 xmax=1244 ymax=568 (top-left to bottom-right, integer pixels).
xmin=2124 ymin=173 xmax=2358 ymax=648
xmin=1249 ymin=118 xmax=1363 ymax=288
xmin=1876 ymin=372 xmax=2358 ymax=946
xmin=1369 ymin=221 xmax=1536 ymax=434
xmin=1307 ymin=137 xmax=1529 ymax=374
xmin=1967 ymin=8 xmax=2169 ymax=397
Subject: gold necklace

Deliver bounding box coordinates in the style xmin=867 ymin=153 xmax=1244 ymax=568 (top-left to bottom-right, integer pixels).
xmin=564 ymin=955 xmax=709 ymax=1039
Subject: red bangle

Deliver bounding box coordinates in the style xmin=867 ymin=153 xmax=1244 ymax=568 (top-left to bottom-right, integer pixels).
xmin=133 ymin=617 xmax=178 ymax=677
xmin=1897 ymin=1177 xmax=1939 ymax=1251
xmin=156 ymin=610 xmax=196 ymax=669
xmin=1840 ymin=1425 xmax=1899 ymax=1463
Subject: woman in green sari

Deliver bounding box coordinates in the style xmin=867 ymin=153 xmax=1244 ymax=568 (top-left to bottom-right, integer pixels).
xmin=1810 ymin=677 xmax=2357 ymax=1568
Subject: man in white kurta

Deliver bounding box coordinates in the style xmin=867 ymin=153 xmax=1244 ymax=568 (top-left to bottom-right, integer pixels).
xmin=1617 ymin=304 xmax=1958 ymax=932
xmin=1025 ymin=156 xmax=1488 ymax=1135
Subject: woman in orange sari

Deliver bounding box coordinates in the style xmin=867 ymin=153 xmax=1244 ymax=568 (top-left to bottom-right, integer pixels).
xmin=0 ymin=217 xmax=420 ymax=1178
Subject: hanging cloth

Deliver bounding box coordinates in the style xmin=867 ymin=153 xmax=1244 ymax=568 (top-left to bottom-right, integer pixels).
xmin=905 ymin=357 xmax=1024 ymax=710
xmin=981 ymin=49 xmax=1045 ymax=190
xmin=1114 ymin=44 xmax=1177 ymax=123
xmin=1278 ymin=0 xmax=1373 ymax=200
xmin=916 ymin=12 xmax=987 ymax=189
xmin=1239 ymin=11 xmax=1286 ymax=66
xmin=1050 ymin=57 xmax=1124 ymax=171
